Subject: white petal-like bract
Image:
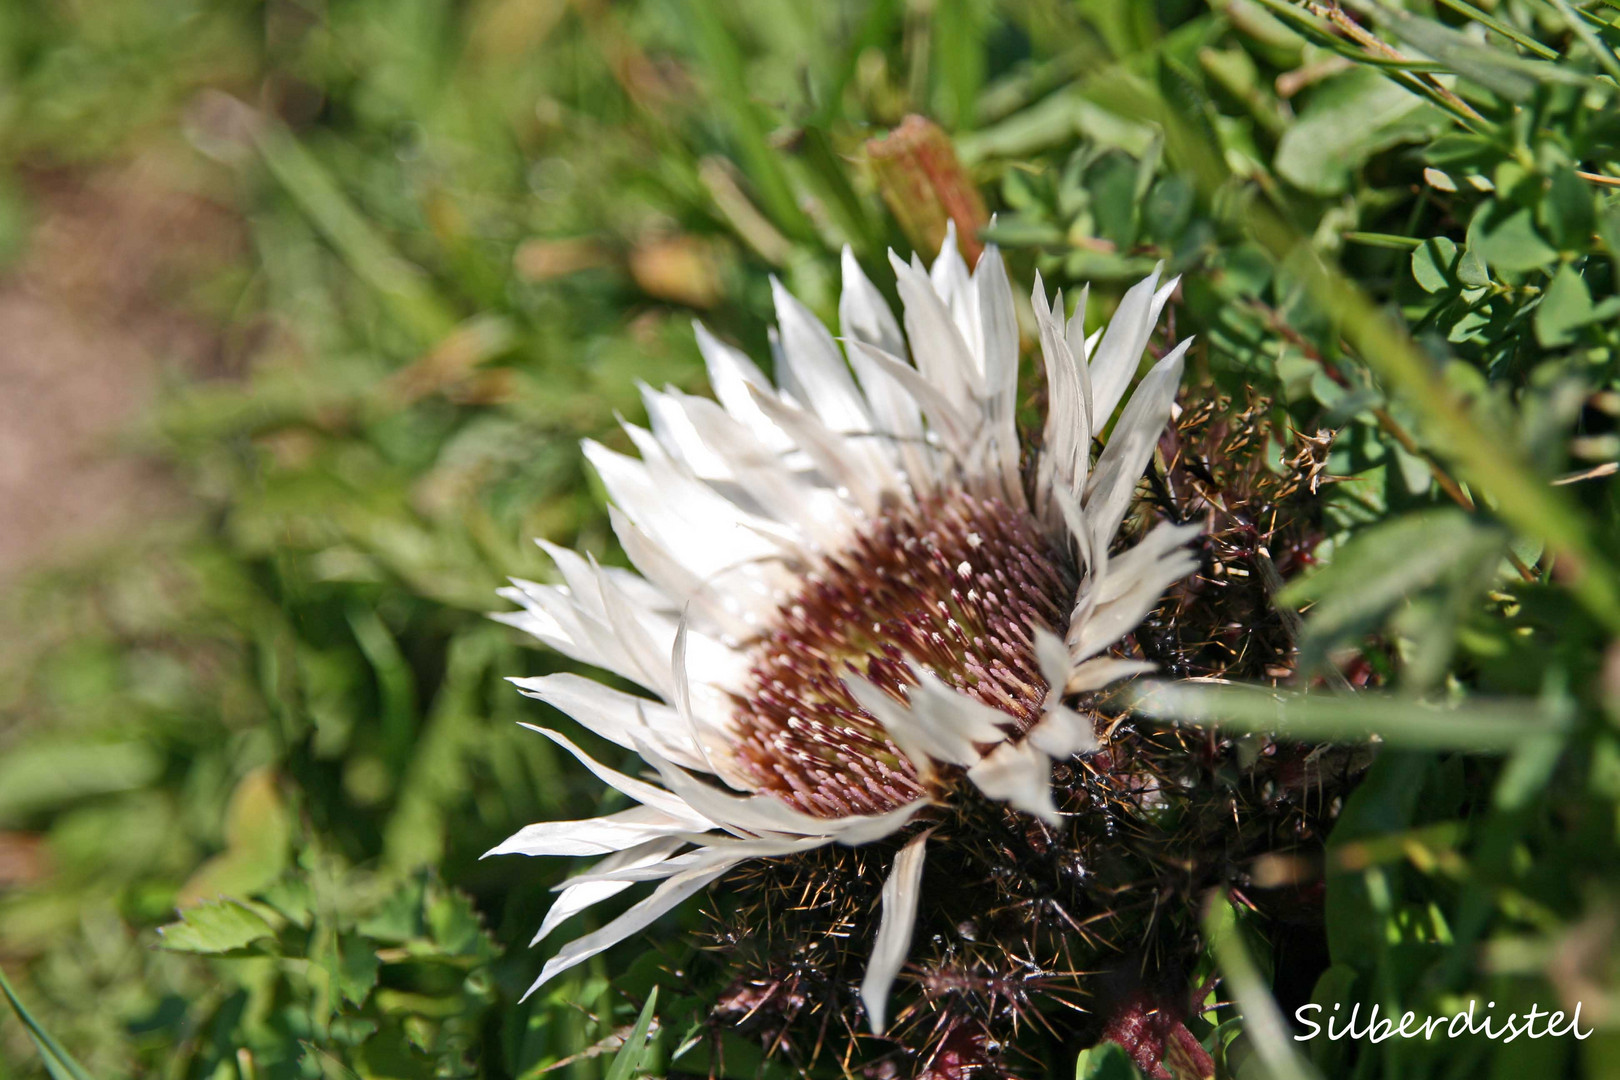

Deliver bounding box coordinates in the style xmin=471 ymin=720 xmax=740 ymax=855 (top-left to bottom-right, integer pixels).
xmin=861 ymin=829 xmax=933 ymax=1034
xmin=493 ymin=235 xmax=1200 ymax=1029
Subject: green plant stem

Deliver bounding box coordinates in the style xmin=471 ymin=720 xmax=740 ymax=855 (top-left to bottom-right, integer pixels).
xmin=0 ymin=965 xmax=99 ymax=1080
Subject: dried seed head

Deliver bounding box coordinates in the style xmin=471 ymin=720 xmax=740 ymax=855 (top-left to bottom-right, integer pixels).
xmin=730 ymin=490 xmax=1078 ymax=817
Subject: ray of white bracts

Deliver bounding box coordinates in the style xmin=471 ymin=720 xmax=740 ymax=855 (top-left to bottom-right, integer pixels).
xmin=490 ymin=229 xmax=1201 ymax=1030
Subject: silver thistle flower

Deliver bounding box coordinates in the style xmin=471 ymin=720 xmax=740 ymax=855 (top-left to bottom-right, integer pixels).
xmin=490 ymin=226 xmax=1198 ymax=1033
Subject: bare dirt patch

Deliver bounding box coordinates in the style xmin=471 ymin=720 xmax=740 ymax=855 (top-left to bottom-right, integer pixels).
xmin=0 ymin=158 xmax=243 ymax=583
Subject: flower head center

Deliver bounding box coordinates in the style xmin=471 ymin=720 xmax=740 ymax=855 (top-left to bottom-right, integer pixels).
xmin=729 ymin=490 xmax=1078 ymax=817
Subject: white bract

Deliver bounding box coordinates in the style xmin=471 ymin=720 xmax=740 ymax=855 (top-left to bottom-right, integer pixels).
xmin=491 ymin=226 xmax=1199 ymax=1031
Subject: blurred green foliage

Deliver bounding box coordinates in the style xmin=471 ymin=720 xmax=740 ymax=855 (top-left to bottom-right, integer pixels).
xmin=1 ymin=0 xmax=1619 ymax=1077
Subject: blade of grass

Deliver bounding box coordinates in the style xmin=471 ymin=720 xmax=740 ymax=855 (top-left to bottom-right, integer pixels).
xmin=254 ymin=124 xmax=459 ymax=348
xmin=347 ymin=606 xmax=419 ymax=779
xmin=1547 ymin=0 xmax=1620 ymax=82
xmin=1352 ymin=0 xmax=1593 ymax=95
xmin=0 ymin=965 xmax=98 ymax=1080
xmin=1343 ymin=230 xmax=1423 ymax=249
xmin=1247 ymin=0 xmax=1488 ymax=129
xmin=811 ymin=0 xmax=902 ymax=128
xmin=1075 ymin=0 xmax=1159 ymax=58
xmin=1130 ymin=681 xmax=1570 ymax=751
xmin=932 ymin=0 xmax=989 ymax=129
xmin=1305 ymin=53 xmax=1451 ymax=71
xmin=604 ymin=987 xmax=659 ymax=1080
xmin=684 ymin=1 xmax=817 ymax=243
xmin=1203 ymin=893 xmax=1322 ymax=1080
xmin=800 ymin=124 xmax=880 ymax=255
xmin=1433 ymin=0 xmax=1559 ymax=60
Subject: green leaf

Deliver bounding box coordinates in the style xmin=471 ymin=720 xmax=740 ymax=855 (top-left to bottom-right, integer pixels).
xmin=1075 ymin=1040 xmax=1145 ymax=1079
xmin=1322 ymin=752 xmax=1435 ymax=965
xmin=1075 ymin=0 xmax=1158 ymax=58
xmin=1411 ymin=237 xmax=1459 ymax=293
xmin=1535 ymin=263 xmax=1595 ymax=347
xmin=178 ymin=767 xmax=293 ymax=906
xmin=335 ymin=934 xmax=381 ymax=1009
xmin=1088 ymin=152 xmax=1142 ymax=249
xmin=1331 ymin=752 xmax=1434 ymax=843
xmin=1471 ymin=204 xmax=1558 ymax=273
xmin=1425 ymin=132 xmax=1499 ymax=169
xmin=604 ymin=987 xmax=659 ymax=1080
xmin=980 ymin=215 xmax=1066 ymax=248
xmin=260 ymin=874 xmax=317 ymax=928
xmin=159 ymin=898 xmax=277 ymax=955
xmin=1457 ymin=243 xmax=1490 ymax=287
xmin=426 ymin=883 xmax=493 ymax=959
xmin=1281 ymin=509 xmax=1505 ymax=673
xmin=1274 ymin=69 xmax=1441 ymax=195
xmin=1223 ymin=0 xmax=1307 ymax=64
xmin=357 ymin=874 xmax=428 ymax=942
xmin=1543 ymin=168 xmax=1596 ymax=252
xmin=1143 ymin=173 xmax=1194 ymax=239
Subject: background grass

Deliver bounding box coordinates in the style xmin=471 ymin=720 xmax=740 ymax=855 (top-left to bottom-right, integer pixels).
xmin=1 ymin=0 xmax=1619 ymax=1077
